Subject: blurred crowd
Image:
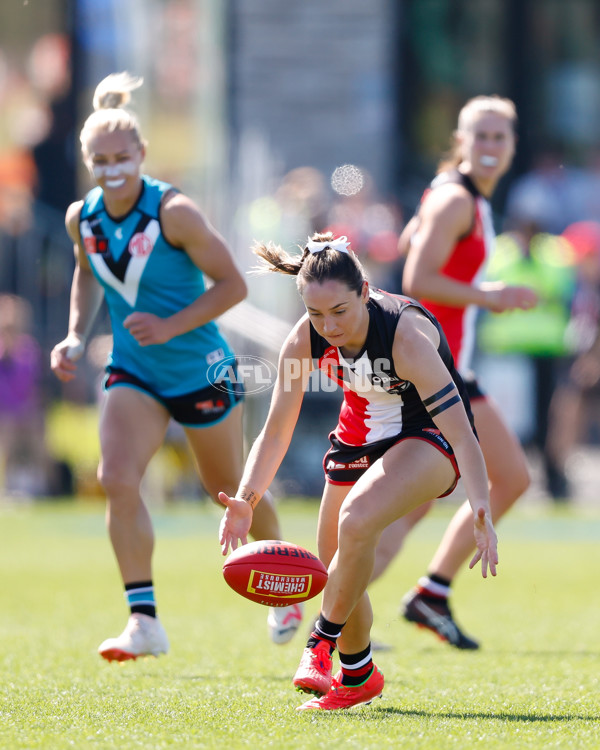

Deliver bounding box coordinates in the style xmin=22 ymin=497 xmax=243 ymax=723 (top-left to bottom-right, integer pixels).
xmin=4 ymin=37 xmax=600 ymax=502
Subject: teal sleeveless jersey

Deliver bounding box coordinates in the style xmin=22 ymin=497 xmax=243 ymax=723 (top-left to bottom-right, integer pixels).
xmin=79 ymin=175 xmax=236 ymax=397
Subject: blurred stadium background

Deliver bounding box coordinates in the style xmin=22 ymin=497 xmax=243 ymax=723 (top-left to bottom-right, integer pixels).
xmin=2 ymin=0 xmax=600 ymax=500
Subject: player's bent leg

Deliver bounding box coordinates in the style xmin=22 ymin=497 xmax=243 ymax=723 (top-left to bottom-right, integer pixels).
xmin=297 ymin=441 xmax=453 ymax=691
xmin=293 ymin=483 xmax=351 ymax=693
xmin=323 ymin=440 xmax=455 ymax=627
xmin=248 ymin=490 xmax=282 ymax=541
xmin=370 ymin=501 xmax=434 ymax=583
xmin=98 ymin=387 xmax=170 ymax=583
xmin=185 ymin=406 xmax=282 ymax=539
xmin=474 ymin=395 xmax=530 ymax=516
xmin=184 ymin=403 xmax=244 ymax=503
xmin=401 ymin=396 xmax=529 ymax=649
xmin=427 ymin=396 xmax=528 ymax=581
xmin=186 ymin=406 xmax=304 ymax=642
xmin=97 ymin=388 xmax=172 ymax=662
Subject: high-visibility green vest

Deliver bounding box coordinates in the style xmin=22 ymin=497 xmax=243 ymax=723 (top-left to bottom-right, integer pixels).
xmin=478 ymin=232 xmax=576 ymax=356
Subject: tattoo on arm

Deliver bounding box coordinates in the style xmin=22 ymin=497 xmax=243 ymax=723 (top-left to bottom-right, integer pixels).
xmin=423 ymin=382 xmax=461 ymax=418
xmin=240 ymin=488 xmax=259 ymax=509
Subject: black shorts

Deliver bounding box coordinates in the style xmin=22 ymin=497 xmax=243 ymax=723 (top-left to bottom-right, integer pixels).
xmin=462 ymin=372 xmax=487 ymax=402
xmin=103 ymin=366 xmax=244 ymax=427
xmin=323 ymin=429 xmax=460 ymax=497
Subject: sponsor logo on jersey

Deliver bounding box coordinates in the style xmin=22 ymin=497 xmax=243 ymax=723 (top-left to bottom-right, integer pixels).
xmin=327 ymin=455 xmax=370 ymax=471
xmin=129 ymin=232 xmax=153 ymax=257
xmin=348 ymin=456 xmax=370 ymax=469
xmin=84 ymin=236 xmax=109 ymax=254
xmin=194 ymin=398 xmax=226 ymax=413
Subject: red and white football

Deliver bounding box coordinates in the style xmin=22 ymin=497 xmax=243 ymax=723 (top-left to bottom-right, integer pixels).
xmin=223 ymin=539 xmax=328 ymax=607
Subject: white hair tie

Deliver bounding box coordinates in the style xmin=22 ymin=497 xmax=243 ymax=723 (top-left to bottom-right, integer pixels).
xmin=306 ymin=236 xmax=350 ymax=254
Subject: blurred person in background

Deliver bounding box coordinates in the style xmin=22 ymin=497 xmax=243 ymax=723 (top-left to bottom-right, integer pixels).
xmin=0 ymin=294 xmax=49 ymax=498
xmin=0 ymin=150 xmax=37 ymax=237
xmin=477 ymin=219 xmax=575 ymax=500
xmin=503 ymin=146 xmax=581 ymax=236
xmin=50 ymin=72 xmax=303 ymax=662
xmin=234 ymin=166 xmax=331 ymax=325
xmin=373 ymin=96 xmax=537 ymax=650
xmin=546 ymin=221 xmax=600 ymax=499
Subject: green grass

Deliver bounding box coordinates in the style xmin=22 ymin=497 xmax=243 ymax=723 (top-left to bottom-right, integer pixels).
xmin=0 ymin=498 xmax=599 ymax=749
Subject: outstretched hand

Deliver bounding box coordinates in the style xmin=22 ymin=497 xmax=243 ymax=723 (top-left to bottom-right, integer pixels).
xmin=469 ymin=507 xmax=498 ymax=578
xmin=218 ymin=492 xmax=253 ymax=556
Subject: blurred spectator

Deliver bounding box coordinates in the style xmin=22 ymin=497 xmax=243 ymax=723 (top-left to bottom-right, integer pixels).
xmin=0 ymin=149 xmax=37 ymax=236
xmin=504 ymin=147 xmax=585 ymax=235
xmin=546 ymin=221 xmax=600 ymax=500
xmin=0 ymin=294 xmax=49 ymax=497
xmin=29 ymin=33 xmax=77 ymax=213
xmin=477 ymin=221 xmax=576 ymax=500
xmin=275 ymin=166 xmax=330 ymax=239
xmin=237 ymin=166 xmax=329 ymax=253
xmin=0 ymin=40 xmax=76 ymax=362
xmin=0 ymin=148 xmax=74 ymax=371
xmin=237 ymin=166 xmax=331 ymax=322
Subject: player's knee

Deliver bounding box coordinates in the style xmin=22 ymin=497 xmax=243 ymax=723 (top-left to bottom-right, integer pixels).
xmin=97 ymin=460 xmax=141 ymax=499
xmin=338 ymin=507 xmax=377 ymax=548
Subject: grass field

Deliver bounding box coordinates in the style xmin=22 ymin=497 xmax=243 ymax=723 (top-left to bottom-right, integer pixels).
xmin=0 ymin=497 xmax=599 ymax=749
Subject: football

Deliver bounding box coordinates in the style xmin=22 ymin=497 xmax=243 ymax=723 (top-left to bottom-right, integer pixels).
xmin=223 ymin=539 xmax=328 ymax=607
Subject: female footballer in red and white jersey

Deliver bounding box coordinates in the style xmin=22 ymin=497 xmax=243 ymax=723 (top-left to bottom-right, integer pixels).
xmin=410 ymin=169 xmax=495 ymax=374
xmin=375 ymin=96 xmax=538 ymax=649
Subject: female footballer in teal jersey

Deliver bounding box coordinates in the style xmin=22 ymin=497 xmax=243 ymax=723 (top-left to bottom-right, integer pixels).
xmin=218 ymin=233 xmax=498 ymax=711
xmin=50 ymin=72 xmax=303 ymax=660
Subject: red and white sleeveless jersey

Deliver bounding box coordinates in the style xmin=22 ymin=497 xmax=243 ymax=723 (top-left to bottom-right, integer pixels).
xmin=414 ymin=170 xmax=495 ymax=374
xmin=309 ymin=289 xmax=472 ymax=447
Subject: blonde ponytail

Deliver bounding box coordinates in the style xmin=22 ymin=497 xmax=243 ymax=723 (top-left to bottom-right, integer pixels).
xmin=80 ymin=72 xmax=146 ymax=159
xmin=92 ymin=72 xmax=143 ymax=111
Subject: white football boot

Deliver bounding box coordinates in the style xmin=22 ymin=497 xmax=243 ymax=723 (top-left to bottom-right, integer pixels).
xmin=98 ymin=613 xmax=169 ymax=662
xmin=267 ymin=603 xmax=304 ymax=644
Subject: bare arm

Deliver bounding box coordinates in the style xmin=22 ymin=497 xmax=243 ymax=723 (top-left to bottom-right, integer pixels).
xmin=403 ymin=185 xmax=537 ymax=313
xmin=393 ymin=309 xmax=498 ymax=576
xmin=50 ymin=201 xmax=105 ymax=382
xmin=123 ymin=192 xmax=247 ymax=346
xmin=218 ymin=318 xmax=313 ymax=554
xmin=397 ymin=215 xmax=419 ymax=258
